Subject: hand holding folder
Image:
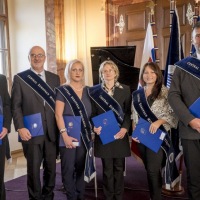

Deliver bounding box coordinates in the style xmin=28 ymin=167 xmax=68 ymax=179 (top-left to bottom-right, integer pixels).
xmin=92 ymin=110 xmax=120 ymax=145
xmin=59 ymin=116 xmax=81 ymax=147
xmin=19 ymin=113 xmax=44 ymax=141
xmin=132 ymin=117 xmax=166 ymax=153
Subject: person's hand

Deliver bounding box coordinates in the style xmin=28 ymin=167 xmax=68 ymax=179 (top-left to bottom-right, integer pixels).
xmin=94 ymin=126 xmax=102 ymax=135
xmin=114 ymin=128 xmax=127 ymax=139
xmin=132 ymin=137 xmax=140 ymax=143
xmin=189 ymin=118 xmax=200 ymax=133
xmin=0 ymin=127 xmax=8 ymax=139
xmin=149 ymin=120 xmax=162 ymax=134
xmin=62 ymin=133 xmax=78 ymax=149
xmin=18 ymin=128 xmax=32 ymax=141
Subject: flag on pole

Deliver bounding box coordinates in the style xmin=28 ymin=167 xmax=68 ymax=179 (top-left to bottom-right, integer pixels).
xmin=164 ymin=7 xmax=183 ymax=189
xmin=164 ymin=8 xmax=183 ymax=88
xmin=138 ymin=23 xmax=156 ymax=87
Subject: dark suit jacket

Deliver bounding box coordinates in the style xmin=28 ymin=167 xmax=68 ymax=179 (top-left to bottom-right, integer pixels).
xmin=91 ymin=84 xmax=131 ymax=158
xmin=0 ymin=74 xmax=12 ymax=197
xmin=168 ymin=56 xmax=200 ymax=140
xmin=11 ymin=70 xmax=60 ymax=144
xmin=0 ymin=74 xmax=12 ymax=133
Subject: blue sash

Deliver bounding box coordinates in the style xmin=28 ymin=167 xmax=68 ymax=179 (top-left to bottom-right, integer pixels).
xmin=175 ymin=56 xmax=200 ymax=80
xmin=132 ymin=88 xmax=179 ymax=188
xmin=55 ymin=85 xmax=96 ymax=183
xmin=17 ymin=70 xmax=56 ymax=112
xmin=88 ymin=84 xmax=124 ymax=125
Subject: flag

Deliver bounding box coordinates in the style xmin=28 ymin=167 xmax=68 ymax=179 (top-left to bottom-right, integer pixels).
xmin=164 ymin=7 xmax=183 ymax=189
xmin=164 ymin=8 xmax=183 ymax=88
xmin=138 ymin=23 xmax=156 ymax=87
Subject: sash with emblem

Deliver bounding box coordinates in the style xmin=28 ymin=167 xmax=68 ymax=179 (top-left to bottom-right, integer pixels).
xmin=132 ymin=88 xmax=179 ymax=188
xmin=55 ymin=85 xmax=96 ymax=183
xmin=17 ymin=69 xmax=56 ymax=112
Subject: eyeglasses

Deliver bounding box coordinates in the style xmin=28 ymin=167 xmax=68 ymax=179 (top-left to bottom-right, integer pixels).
xmin=102 ymin=69 xmax=114 ymax=74
xmin=30 ymin=54 xmax=45 ymax=59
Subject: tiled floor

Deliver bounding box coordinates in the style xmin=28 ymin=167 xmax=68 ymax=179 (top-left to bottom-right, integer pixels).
xmin=4 ymin=151 xmax=27 ymax=182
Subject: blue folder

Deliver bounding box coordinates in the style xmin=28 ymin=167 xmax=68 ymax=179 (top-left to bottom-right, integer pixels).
xmin=20 ymin=113 xmax=44 ymax=141
xmin=59 ymin=116 xmax=81 ymax=147
xmin=0 ymin=114 xmax=3 ymax=145
xmin=189 ymin=97 xmax=200 ymax=118
xmin=92 ymin=110 xmax=120 ymax=145
xmin=132 ymin=117 xmax=166 ymax=153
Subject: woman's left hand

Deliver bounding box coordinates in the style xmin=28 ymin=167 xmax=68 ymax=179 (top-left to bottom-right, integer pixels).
xmin=114 ymin=128 xmax=127 ymax=139
xmin=149 ymin=120 xmax=162 ymax=134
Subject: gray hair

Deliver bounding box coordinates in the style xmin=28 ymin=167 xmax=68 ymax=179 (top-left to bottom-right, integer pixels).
xmin=64 ymin=59 xmax=84 ymax=84
xmin=99 ymin=60 xmax=119 ymax=82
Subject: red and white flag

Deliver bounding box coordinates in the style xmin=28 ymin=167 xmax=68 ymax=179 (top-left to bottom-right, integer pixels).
xmin=138 ymin=23 xmax=155 ymax=87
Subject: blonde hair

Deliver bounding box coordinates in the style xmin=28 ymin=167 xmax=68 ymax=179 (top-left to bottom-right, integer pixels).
xmin=99 ymin=60 xmax=119 ymax=82
xmin=64 ymin=59 xmax=85 ymax=84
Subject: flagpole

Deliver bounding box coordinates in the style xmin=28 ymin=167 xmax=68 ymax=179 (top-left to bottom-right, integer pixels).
xmin=162 ymin=0 xmax=185 ymax=196
xmin=147 ymin=1 xmax=160 ymax=64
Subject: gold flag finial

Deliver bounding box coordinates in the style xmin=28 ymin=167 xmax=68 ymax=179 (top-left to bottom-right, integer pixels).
xmin=147 ymin=1 xmax=156 ymax=15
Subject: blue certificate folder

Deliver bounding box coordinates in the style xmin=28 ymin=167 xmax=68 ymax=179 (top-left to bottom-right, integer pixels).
xmin=189 ymin=97 xmax=200 ymax=118
xmin=92 ymin=110 xmax=120 ymax=145
xmin=132 ymin=118 xmax=166 ymax=153
xmin=19 ymin=113 xmax=44 ymax=141
xmin=0 ymin=114 xmax=3 ymax=145
xmin=59 ymin=116 xmax=81 ymax=147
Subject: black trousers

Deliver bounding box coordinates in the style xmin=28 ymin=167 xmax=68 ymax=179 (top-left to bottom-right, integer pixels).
xmin=137 ymin=143 xmax=164 ymax=200
xmin=0 ymin=137 xmax=6 ymax=200
xmin=22 ymin=136 xmax=56 ymax=200
xmin=60 ymin=143 xmax=86 ymax=200
xmin=181 ymin=139 xmax=200 ymax=200
xmin=101 ymin=157 xmax=125 ymax=200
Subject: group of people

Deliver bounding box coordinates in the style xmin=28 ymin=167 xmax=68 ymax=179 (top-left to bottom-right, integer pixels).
xmin=1 ymin=21 xmax=200 ymax=200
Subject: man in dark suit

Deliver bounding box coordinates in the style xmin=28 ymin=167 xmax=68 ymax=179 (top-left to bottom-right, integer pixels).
xmin=11 ymin=46 xmax=60 ymax=200
xmin=0 ymin=74 xmax=12 ymax=200
xmin=168 ymin=21 xmax=200 ymax=200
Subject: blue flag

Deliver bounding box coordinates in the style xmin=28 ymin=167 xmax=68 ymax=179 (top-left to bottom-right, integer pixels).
xmin=164 ymin=8 xmax=183 ymax=88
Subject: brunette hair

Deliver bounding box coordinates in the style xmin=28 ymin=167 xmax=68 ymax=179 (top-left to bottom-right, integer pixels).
xmin=140 ymin=62 xmax=163 ymax=99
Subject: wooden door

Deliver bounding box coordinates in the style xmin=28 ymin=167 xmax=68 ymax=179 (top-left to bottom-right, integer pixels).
xmin=106 ymin=0 xmax=195 ymax=69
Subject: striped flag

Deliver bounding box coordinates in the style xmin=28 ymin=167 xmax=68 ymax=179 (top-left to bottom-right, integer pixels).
xmin=164 ymin=8 xmax=183 ymax=88
xmin=138 ymin=23 xmax=156 ymax=87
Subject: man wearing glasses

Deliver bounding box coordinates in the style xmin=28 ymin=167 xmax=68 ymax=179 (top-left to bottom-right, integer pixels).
xmin=11 ymin=46 xmax=60 ymax=200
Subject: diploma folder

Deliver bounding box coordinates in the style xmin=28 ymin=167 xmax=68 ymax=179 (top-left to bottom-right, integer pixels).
xmin=59 ymin=116 xmax=81 ymax=147
xmin=189 ymin=97 xmax=200 ymax=118
xmin=19 ymin=113 xmax=44 ymax=141
xmin=0 ymin=114 xmax=3 ymax=145
xmin=92 ymin=110 xmax=120 ymax=145
xmin=132 ymin=118 xmax=166 ymax=153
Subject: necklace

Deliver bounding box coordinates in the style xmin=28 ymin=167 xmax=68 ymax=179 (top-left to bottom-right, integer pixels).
xmin=70 ymin=84 xmax=84 ymax=91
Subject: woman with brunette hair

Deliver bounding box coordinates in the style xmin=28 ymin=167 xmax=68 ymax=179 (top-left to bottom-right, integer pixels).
xmin=132 ymin=62 xmax=177 ymax=200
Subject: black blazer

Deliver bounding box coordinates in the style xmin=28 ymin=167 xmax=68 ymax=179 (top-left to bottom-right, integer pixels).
xmin=11 ymin=70 xmax=60 ymax=144
xmin=0 ymin=74 xmax=12 ymax=140
xmin=91 ymin=84 xmax=131 ymax=158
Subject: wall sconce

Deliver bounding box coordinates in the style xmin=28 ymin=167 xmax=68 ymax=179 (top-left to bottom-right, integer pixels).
xmin=100 ymin=0 xmax=105 ymax=12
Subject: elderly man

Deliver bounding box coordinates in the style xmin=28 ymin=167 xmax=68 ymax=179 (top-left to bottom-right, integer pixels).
xmin=11 ymin=46 xmax=60 ymax=200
